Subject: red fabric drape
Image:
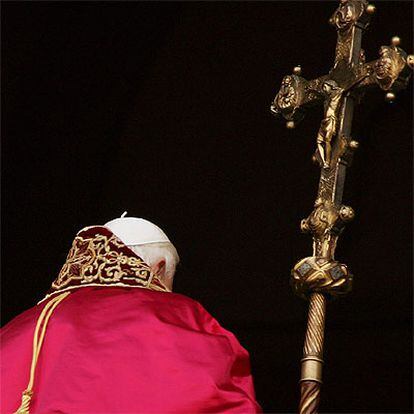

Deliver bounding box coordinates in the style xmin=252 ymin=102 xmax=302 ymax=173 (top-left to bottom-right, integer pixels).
xmin=1 ymin=287 xmax=261 ymax=413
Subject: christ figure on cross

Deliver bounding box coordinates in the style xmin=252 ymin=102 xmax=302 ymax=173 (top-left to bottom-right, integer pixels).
xmin=315 ymin=79 xmax=345 ymax=169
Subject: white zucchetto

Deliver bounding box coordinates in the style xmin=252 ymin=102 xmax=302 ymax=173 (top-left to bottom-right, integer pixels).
xmin=104 ymin=214 xmax=171 ymax=246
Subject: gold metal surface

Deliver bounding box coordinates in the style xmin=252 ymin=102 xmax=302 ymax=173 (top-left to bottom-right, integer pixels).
xmin=269 ymin=1 xmax=412 ymax=413
xmin=315 ymin=80 xmax=345 ymax=168
xmin=291 ymin=256 xmax=352 ymax=299
xmin=374 ymin=45 xmax=407 ymax=91
xmin=299 ymin=382 xmax=321 ymax=414
xmin=391 ymin=36 xmax=401 ymax=47
xmin=349 ymin=140 xmax=359 ymax=149
xmin=303 ymin=293 xmax=326 ymax=357
xmin=385 ymin=92 xmax=396 ymax=102
xmin=270 ymin=0 xmax=413 ymax=291
xmin=293 ymin=66 xmax=302 ymax=75
xmin=301 ymin=357 xmax=323 ymax=383
xmin=366 ymin=4 xmax=375 ymax=14
xmin=407 ymin=55 xmax=414 ymax=69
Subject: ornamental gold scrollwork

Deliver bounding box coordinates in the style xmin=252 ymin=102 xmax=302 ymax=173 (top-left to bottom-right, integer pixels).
xmin=330 ymin=0 xmax=368 ymax=67
xmin=52 ymin=233 xmax=152 ymax=290
xmin=330 ymin=0 xmax=367 ymax=32
xmin=271 ymin=75 xmax=306 ymax=124
xmin=271 ymin=40 xmax=412 ymax=128
xmin=301 ymin=200 xmax=354 ymax=251
xmin=269 ymin=1 xmax=412 ymax=300
xmin=301 ymin=200 xmax=340 ymax=237
xmin=295 ymin=199 xmax=354 ymax=298
xmin=275 ymin=75 xmax=297 ymax=110
xmin=374 ymin=45 xmax=408 ymax=90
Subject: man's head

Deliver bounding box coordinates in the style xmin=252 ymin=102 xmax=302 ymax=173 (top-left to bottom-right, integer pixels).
xmin=104 ymin=216 xmax=179 ymax=290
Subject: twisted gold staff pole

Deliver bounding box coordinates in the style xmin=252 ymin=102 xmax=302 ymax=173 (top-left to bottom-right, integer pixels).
xmin=298 ymin=293 xmax=326 ymax=413
xmin=270 ymin=1 xmax=413 ymax=413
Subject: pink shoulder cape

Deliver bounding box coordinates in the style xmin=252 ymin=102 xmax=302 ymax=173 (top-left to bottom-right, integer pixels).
xmin=1 ymin=287 xmax=262 ymax=413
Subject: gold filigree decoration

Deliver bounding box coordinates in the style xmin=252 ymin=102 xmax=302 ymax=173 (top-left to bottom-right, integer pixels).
xmin=374 ymin=45 xmax=407 ymax=90
xmin=272 ymin=75 xmax=307 ymax=123
xmin=53 ymin=233 xmax=151 ymax=289
xmin=45 ymin=226 xmax=170 ymax=300
xmin=331 ymin=0 xmax=365 ymax=32
xmin=301 ymin=199 xmax=354 ymax=258
xmin=301 ymin=200 xmax=339 ymax=237
xmin=275 ymin=75 xmax=297 ymax=110
xmin=331 ymin=0 xmax=367 ymax=66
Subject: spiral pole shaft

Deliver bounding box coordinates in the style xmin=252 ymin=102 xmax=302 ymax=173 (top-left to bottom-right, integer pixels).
xmin=298 ymin=293 xmax=327 ymax=414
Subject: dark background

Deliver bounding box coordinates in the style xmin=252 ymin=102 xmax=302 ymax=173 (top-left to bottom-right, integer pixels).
xmin=2 ymin=1 xmax=412 ymax=413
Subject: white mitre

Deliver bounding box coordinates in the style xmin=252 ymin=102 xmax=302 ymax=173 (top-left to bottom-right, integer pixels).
xmin=104 ymin=212 xmax=171 ymax=246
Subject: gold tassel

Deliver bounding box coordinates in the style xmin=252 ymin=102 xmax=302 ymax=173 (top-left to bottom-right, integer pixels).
xmin=14 ymin=291 xmax=71 ymax=414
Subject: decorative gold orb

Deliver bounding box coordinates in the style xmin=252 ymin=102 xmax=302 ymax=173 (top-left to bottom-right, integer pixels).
xmin=391 ymin=36 xmax=401 ymax=47
xmin=349 ymin=140 xmax=359 ymax=150
xmin=407 ymin=54 xmax=414 ymax=69
xmin=339 ymin=205 xmax=355 ymax=222
xmin=366 ymin=4 xmax=376 ymax=14
xmin=286 ymin=121 xmax=295 ymax=129
xmin=300 ymin=219 xmax=310 ymax=233
xmin=293 ymin=66 xmax=302 ymax=76
xmin=385 ymin=92 xmax=396 ymax=102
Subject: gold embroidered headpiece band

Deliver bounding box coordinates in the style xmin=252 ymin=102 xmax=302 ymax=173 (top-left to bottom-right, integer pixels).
xmin=42 ymin=225 xmax=171 ymax=302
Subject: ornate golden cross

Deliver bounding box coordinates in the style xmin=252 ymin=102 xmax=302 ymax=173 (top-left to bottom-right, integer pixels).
xmin=270 ymin=1 xmax=412 ymax=413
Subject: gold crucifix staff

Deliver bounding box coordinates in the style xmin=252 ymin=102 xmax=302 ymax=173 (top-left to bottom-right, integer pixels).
xmin=270 ymin=1 xmax=413 ymax=413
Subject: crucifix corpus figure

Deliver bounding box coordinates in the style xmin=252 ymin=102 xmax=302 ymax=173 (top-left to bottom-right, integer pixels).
xmin=270 ymin=0 xmax=412 ymax=413
xmin=316 ymin=79 xmax=344 ymax=169
xmin=316 ymin=72 xmax=369 ymax=169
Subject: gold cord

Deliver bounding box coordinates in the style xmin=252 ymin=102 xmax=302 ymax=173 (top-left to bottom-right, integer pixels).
xmin=14 ymin=291 xmax=71 ymax=414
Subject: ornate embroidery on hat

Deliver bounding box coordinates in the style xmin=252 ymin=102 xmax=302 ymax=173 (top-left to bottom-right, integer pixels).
xmin=44 ymin=226 xmax=170 ymax=300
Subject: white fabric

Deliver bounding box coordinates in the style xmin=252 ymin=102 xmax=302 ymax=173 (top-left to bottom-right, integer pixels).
xmin=104 ymin=216 xmax=171 ymax=246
